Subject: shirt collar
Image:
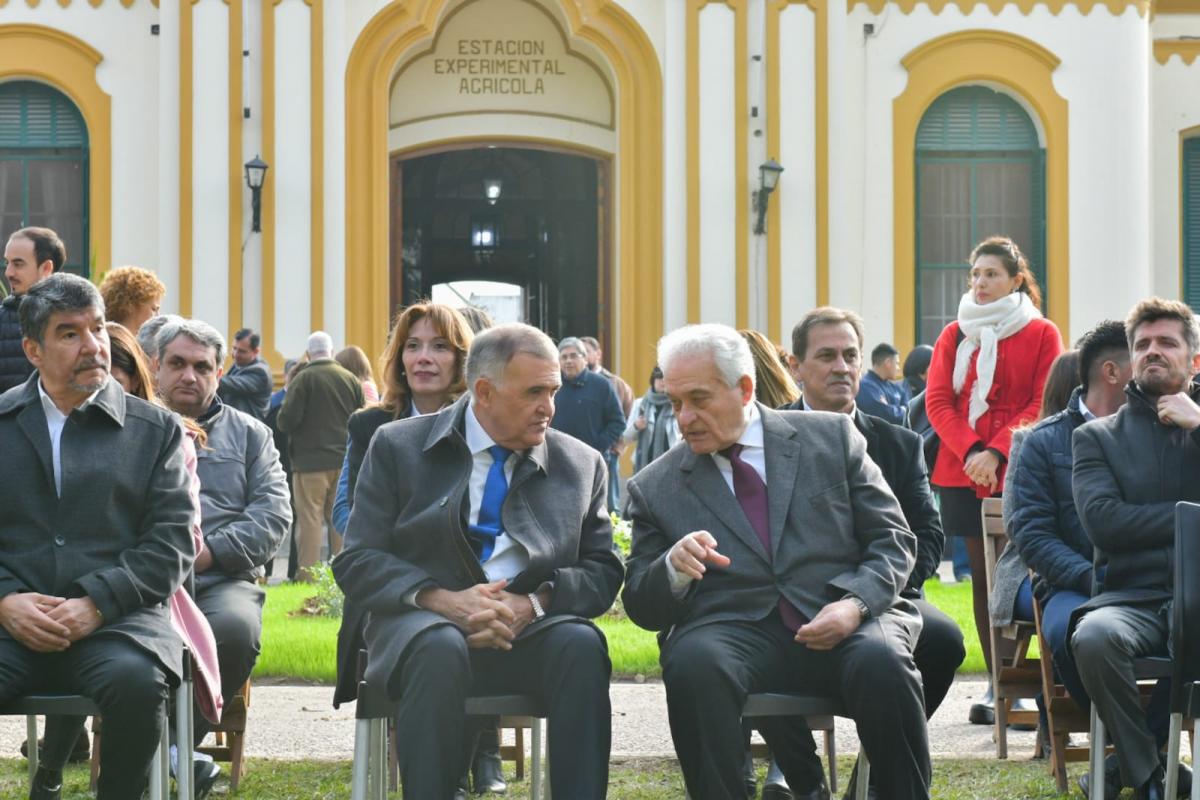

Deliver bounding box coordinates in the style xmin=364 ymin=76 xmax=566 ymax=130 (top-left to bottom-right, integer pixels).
xmin=37 ymin=379 xmax=99 ymax=420
xmin=737 ymin=402 xmax=764 ymax=449
xmin=465 ymin=402 xmax=499 ymax=456
xmin=1077 ymin=394 xmax=1097 ymax=422
xmin=800 ymin=395 xmax=856 ymax=416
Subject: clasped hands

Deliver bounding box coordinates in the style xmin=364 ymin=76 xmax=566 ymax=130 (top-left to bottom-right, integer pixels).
xmin=417 ymin=580 xmax=539 ymax=651
xmin=668 ymin=531 xmax=862 ymax=650
xmin=0 ymin=593 xmax=102 ymax=653
xmin=963 ymin=448 xmax=1000 ymax=492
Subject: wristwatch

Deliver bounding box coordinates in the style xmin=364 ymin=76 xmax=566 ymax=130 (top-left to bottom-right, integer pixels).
xmin=527 ymin=593 xmax=546 ymax=621
xmin=844 ymin=594 xmax=870 ymax=621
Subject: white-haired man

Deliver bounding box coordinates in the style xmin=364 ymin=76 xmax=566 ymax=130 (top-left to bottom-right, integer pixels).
xmin=622 ymin=323 xmax=931 ymax=800
xmin=334 ymin=323 xmax=622 ymax=799
xmin=277 ymin=331 xmax=363 ymax=576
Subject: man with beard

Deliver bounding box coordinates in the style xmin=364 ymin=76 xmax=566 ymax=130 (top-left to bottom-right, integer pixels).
xmin=0 ymin=274 xmax=194 ymax=799
xmin=1071 ymin=298 xmax=1200 ymax=800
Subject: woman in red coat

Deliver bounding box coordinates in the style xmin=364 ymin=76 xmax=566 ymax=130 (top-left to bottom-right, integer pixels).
xmin=926 ymin=236 xmax=1064 ymax=724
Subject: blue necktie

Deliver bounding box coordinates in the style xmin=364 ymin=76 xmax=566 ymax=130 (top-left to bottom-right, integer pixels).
xmin=469 ymin=445 xmax=512 ymax=562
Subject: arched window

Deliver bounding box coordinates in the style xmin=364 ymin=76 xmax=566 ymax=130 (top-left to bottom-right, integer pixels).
xmin=915 ymin=86 xmax=1046 ymax=344
xmin=0 ymin=81 xmax=89 ymax=279
xmin=1185 ymin=136 xmax=1200 ymax=312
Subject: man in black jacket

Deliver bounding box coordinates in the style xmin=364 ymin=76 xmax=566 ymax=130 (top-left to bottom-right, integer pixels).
xmin=770 ymin=307 xmax=963 ymax=800
xmin=1072 ymin=298 xmax=1200 ymax=800
xmin=1 ymin=227 xmax=65 ymax=392
xmin=218 ymin=328 xmax=273 ymax=420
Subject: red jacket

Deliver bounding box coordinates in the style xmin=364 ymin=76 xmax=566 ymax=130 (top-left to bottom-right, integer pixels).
xmin=926 ymin=316 xmax=1064 ymax=497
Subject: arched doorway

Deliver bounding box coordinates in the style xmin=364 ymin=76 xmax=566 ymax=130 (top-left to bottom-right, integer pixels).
xmin=0 ymin=80 xmax=89 ymax=280
xmin=391 ymin=144 xmax=611 ymax=347
xmin=914 ymin=86 xmax=1046 ymax=344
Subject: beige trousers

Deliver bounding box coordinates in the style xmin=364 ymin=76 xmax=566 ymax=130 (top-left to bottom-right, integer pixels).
xmin=292 ymin=469 xmax=341 ymax=579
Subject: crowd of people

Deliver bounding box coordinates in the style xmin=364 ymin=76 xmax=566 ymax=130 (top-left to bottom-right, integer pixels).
xmin=1 ymin=223 xmax=1198 ymax=800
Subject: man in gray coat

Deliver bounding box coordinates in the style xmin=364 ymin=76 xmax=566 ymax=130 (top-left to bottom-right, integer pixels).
xmin=334 ymin=323 xmax=623 ymax=800
xmin=0 ymin=274 xmax=195 ymax=799
xmin=621 ymin=323 xmax=930 ymax=800
xmin=1071 ymin=297 xmax=1200 ymax=800
xmin=218 ymin=328 xmax=273 ymax=420
xmin=156 ymin=319 xmax=291 ymax=745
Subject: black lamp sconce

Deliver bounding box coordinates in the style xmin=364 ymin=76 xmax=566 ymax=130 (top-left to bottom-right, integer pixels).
xmin=244 ymin=155 xmax=269 ymax=233
xmin=753 ymin=159 xmax=784 ymax=235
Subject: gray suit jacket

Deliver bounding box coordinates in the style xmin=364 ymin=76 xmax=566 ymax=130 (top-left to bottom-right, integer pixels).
xmin=621 ymin=405 xmax=919 ymax=652
xmin=0 ymin=374 xmax=196 ymax=678
xmin=333 ymin=394 xmax=624 ymax=696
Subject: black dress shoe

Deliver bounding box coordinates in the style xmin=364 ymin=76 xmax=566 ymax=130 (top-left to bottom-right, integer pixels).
xmin=29 ymin=766 xmax=63 ymax=800
xmin=762 ymin=757 xmax=796 ymax=800
xmin=742 ymin=749 xmax=757 ymax=799
xmin=193 ymin=759 xmax=221 ymax=800
xmin=1077 ymin=753 xmax=1123 ymax=800
xmin=20 ymin=730 xmax=90 ymax=764
xmin=968 ymin=684 xmax=995 ymax=726
xmin=471 ymin=747 xmax=507 ymax=794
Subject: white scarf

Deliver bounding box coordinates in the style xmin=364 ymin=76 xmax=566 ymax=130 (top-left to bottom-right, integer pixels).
xmin=953 ymin=291 xmax=1040 ymax=427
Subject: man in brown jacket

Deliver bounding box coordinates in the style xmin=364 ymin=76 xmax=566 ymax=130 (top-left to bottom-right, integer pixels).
xmin=277 ymin=331 xmax=363 ymax=576
xmin=334 ymin=323 xmax=622 ymax=799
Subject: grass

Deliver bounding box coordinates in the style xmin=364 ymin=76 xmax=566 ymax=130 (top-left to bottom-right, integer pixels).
xmin=0 ymin=756 xmax=1097 ymax=799
xmin=254 ymin=577 xmax=990 ymax=684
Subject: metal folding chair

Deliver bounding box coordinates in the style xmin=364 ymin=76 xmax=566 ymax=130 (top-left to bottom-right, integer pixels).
xmin=1163 ymin=501 xmax=1200 ymax=800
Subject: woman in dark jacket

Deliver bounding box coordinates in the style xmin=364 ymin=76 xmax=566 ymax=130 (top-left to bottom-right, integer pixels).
xmin=925 ymin=235 xmax=1063 ymax=724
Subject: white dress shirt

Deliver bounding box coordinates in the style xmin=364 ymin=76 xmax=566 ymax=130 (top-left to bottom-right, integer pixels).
xmin=1077 ymin=394 xmax=1097 ymax=422
xmin=665 ymin=403 xmax=765 ymax=595
xmin=38 ymin=380 xmax=99 ymax=497
xmin=464 ymin=402 xmax=531 ymax=582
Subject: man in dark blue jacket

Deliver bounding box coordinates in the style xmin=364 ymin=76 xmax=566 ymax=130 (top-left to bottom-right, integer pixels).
xmin=1 ymin=227 xmax=64 ymax=392
xmin=855 ymin=342 xmax=910 ymax=425
xmin=550 ymin=337 xmax=626 ymax=465
xmin=1009 ymin=321 xmax=1129 ymax=710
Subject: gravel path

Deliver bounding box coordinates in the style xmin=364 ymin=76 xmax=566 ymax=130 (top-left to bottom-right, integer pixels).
xmin=0 ymin=675 xmax=1035 ymax=763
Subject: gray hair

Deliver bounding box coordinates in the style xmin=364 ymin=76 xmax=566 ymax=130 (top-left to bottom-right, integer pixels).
xmin=136 ymin=313 xmax=184 ymax=359
xmin=19 ymin=273 xmax=104 ymax=344
xmin=657 ymin=323 xmax=756 ymax=391
xmin=157 ymin=318 xmax=227 ymax=367
xmin=557 ymin=336 xmax=587 ymax=357
xmin=307 ymin=330 xmax=333 ymax=357
xmin=466 ymin=323 xmax=559 ymax=396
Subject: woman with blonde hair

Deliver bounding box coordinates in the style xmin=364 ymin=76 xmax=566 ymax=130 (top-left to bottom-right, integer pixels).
xmin=99 ymin=266 xmax=166 ymax=333
xmin=335 ymin=344 xmax=379 ymax=404
xmin=739 ymin=328 xmax=800 ymax=408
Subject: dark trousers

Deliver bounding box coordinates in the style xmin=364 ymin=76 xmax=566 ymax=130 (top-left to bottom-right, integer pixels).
xmin=193 ymin=578 xmax=265 ymax=740
xmin=0 ymin=635 xmax=169 ymax=799
xmin=605 ymin=451 xmax=621 ymax=513
xmin=1038 ymin=589 xmax=1091 ymax=709
xmin=391 ymin=621 xmax=612 ymax=800
xmin=665 ymin=611 xmax=930 ymax=800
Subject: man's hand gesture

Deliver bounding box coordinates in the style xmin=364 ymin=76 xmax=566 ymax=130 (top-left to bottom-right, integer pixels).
xmin=668 ymin=531 xmax=732 ymax=581
xmin=0 ymin=592 xmax=71 ymax=652
xmin=1158 ymin=392 xmax=1200 ymax=431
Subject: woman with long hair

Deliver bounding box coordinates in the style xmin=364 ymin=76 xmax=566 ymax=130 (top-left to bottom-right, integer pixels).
xmin=739 ymin=329 xmax=801 ymax=408
xmin=925 ymin=235 xmax=1064 ymax=725
xmin=623 ymin=365 xmax=679 ymax=473
xmin=335 ymin=344 xmax=379 ymax=404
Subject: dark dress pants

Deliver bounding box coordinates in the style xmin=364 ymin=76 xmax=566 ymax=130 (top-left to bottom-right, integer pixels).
xmin=193 ymin=578 xmax=266 ymax=740
xmin=390 ymin=620 xmax=612 ymax=800
xmin=663 ymin=610 xmax=930 ymax=800
xmin=0 ymin=635 xmax=169 ymax=799
xmin=1039 ymin=589 xmax=1091 ymax=709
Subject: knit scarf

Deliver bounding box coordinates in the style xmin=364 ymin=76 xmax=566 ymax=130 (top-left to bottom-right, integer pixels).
xmin=953 ymin=291 xmax=1040 ymax=427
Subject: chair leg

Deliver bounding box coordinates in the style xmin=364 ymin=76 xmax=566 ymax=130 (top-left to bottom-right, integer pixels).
xmin=995 ymin=695 xmax=1009 ymax=759
xmin=530 ymin=717 xmax=543 ymax=800
xmin=228 ymin=730 xmax=246 ymax=791
xmin=1050 ymin=730 xmax=1069 ymax=794
xmin=1166 ymin=712 xmax=1183 ymax=800
xmin=350 ymin=718 xmax=371 ymax=800
xmin=149 ymin=715 xmax=169 ymax=800
xmin=544 ymin=720 xmax=551 ymax=800
xmin=177 ymin=677 xmax=194 ymax=800
xmin=26 ymin=715 xmax=37 ymax=784
xmin=824 ymin=728 xmax=838 ymax=796
xmin=515 ymin=724 xmax=525 ymax=780
xmin=374 ymin=717 xmax=388 ymax=800
xmin=386 ymin=720 xmax=399 ymax=793
xmin=854 ymin=752 xmax=871 ymax=800
xmin=1192 ymin=720 xmax=1199 ymax=800
xmin=1089 ymin=704 xmax=1106 ymax=800
xmin=90 ymin=717 xmax=101 ymax=792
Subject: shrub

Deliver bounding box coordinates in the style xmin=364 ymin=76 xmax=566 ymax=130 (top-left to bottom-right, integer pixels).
xmin=300 ymin=563 xmax=344 ymax=618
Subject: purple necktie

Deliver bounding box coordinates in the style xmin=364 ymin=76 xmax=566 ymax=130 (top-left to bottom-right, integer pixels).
xmin=721 ymin=443 xmax=806 ymax=633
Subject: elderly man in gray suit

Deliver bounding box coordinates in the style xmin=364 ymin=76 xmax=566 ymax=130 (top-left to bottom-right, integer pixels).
xmin=0 ymin=274 xmax=195 ymax=799
xmin=334 ymin=323 xmax=623 ymax=800
xmin=622 ymin=323 xmax=931 ymax=800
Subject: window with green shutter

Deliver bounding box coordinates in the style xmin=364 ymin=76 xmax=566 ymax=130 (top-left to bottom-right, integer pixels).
xmin=0 ymin=80 xmax=89 ymax=282
xmin=1184 ymin=137 xmax=1200 ymax=313
xmin=915 ymin=86 xmax=1046 ymax=344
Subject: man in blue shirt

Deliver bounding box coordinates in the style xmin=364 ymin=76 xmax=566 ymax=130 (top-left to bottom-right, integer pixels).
xmin=856 ymin=342 xmax=910 ymax=425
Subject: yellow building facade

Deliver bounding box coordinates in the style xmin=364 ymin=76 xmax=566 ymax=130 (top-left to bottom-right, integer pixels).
xmin=1 ymin=0 xmax=1199 ymax=385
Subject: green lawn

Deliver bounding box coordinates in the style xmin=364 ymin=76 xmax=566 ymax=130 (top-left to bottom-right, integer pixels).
xmin=0 ymin=756 xmax=1095 ymax=799
xmin=254 ymin=578 xmax=988 ymax=683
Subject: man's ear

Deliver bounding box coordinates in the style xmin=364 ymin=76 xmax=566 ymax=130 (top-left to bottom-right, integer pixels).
xmin=37 ymin=260 xmax=54 ymax=281
xmin=738 ymin=374 xmax=755 ymax=405
xmin=22 ymin=337 xmax=42 ymax=369
xmin=786 ymin=354 xmax=802 ymax=382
